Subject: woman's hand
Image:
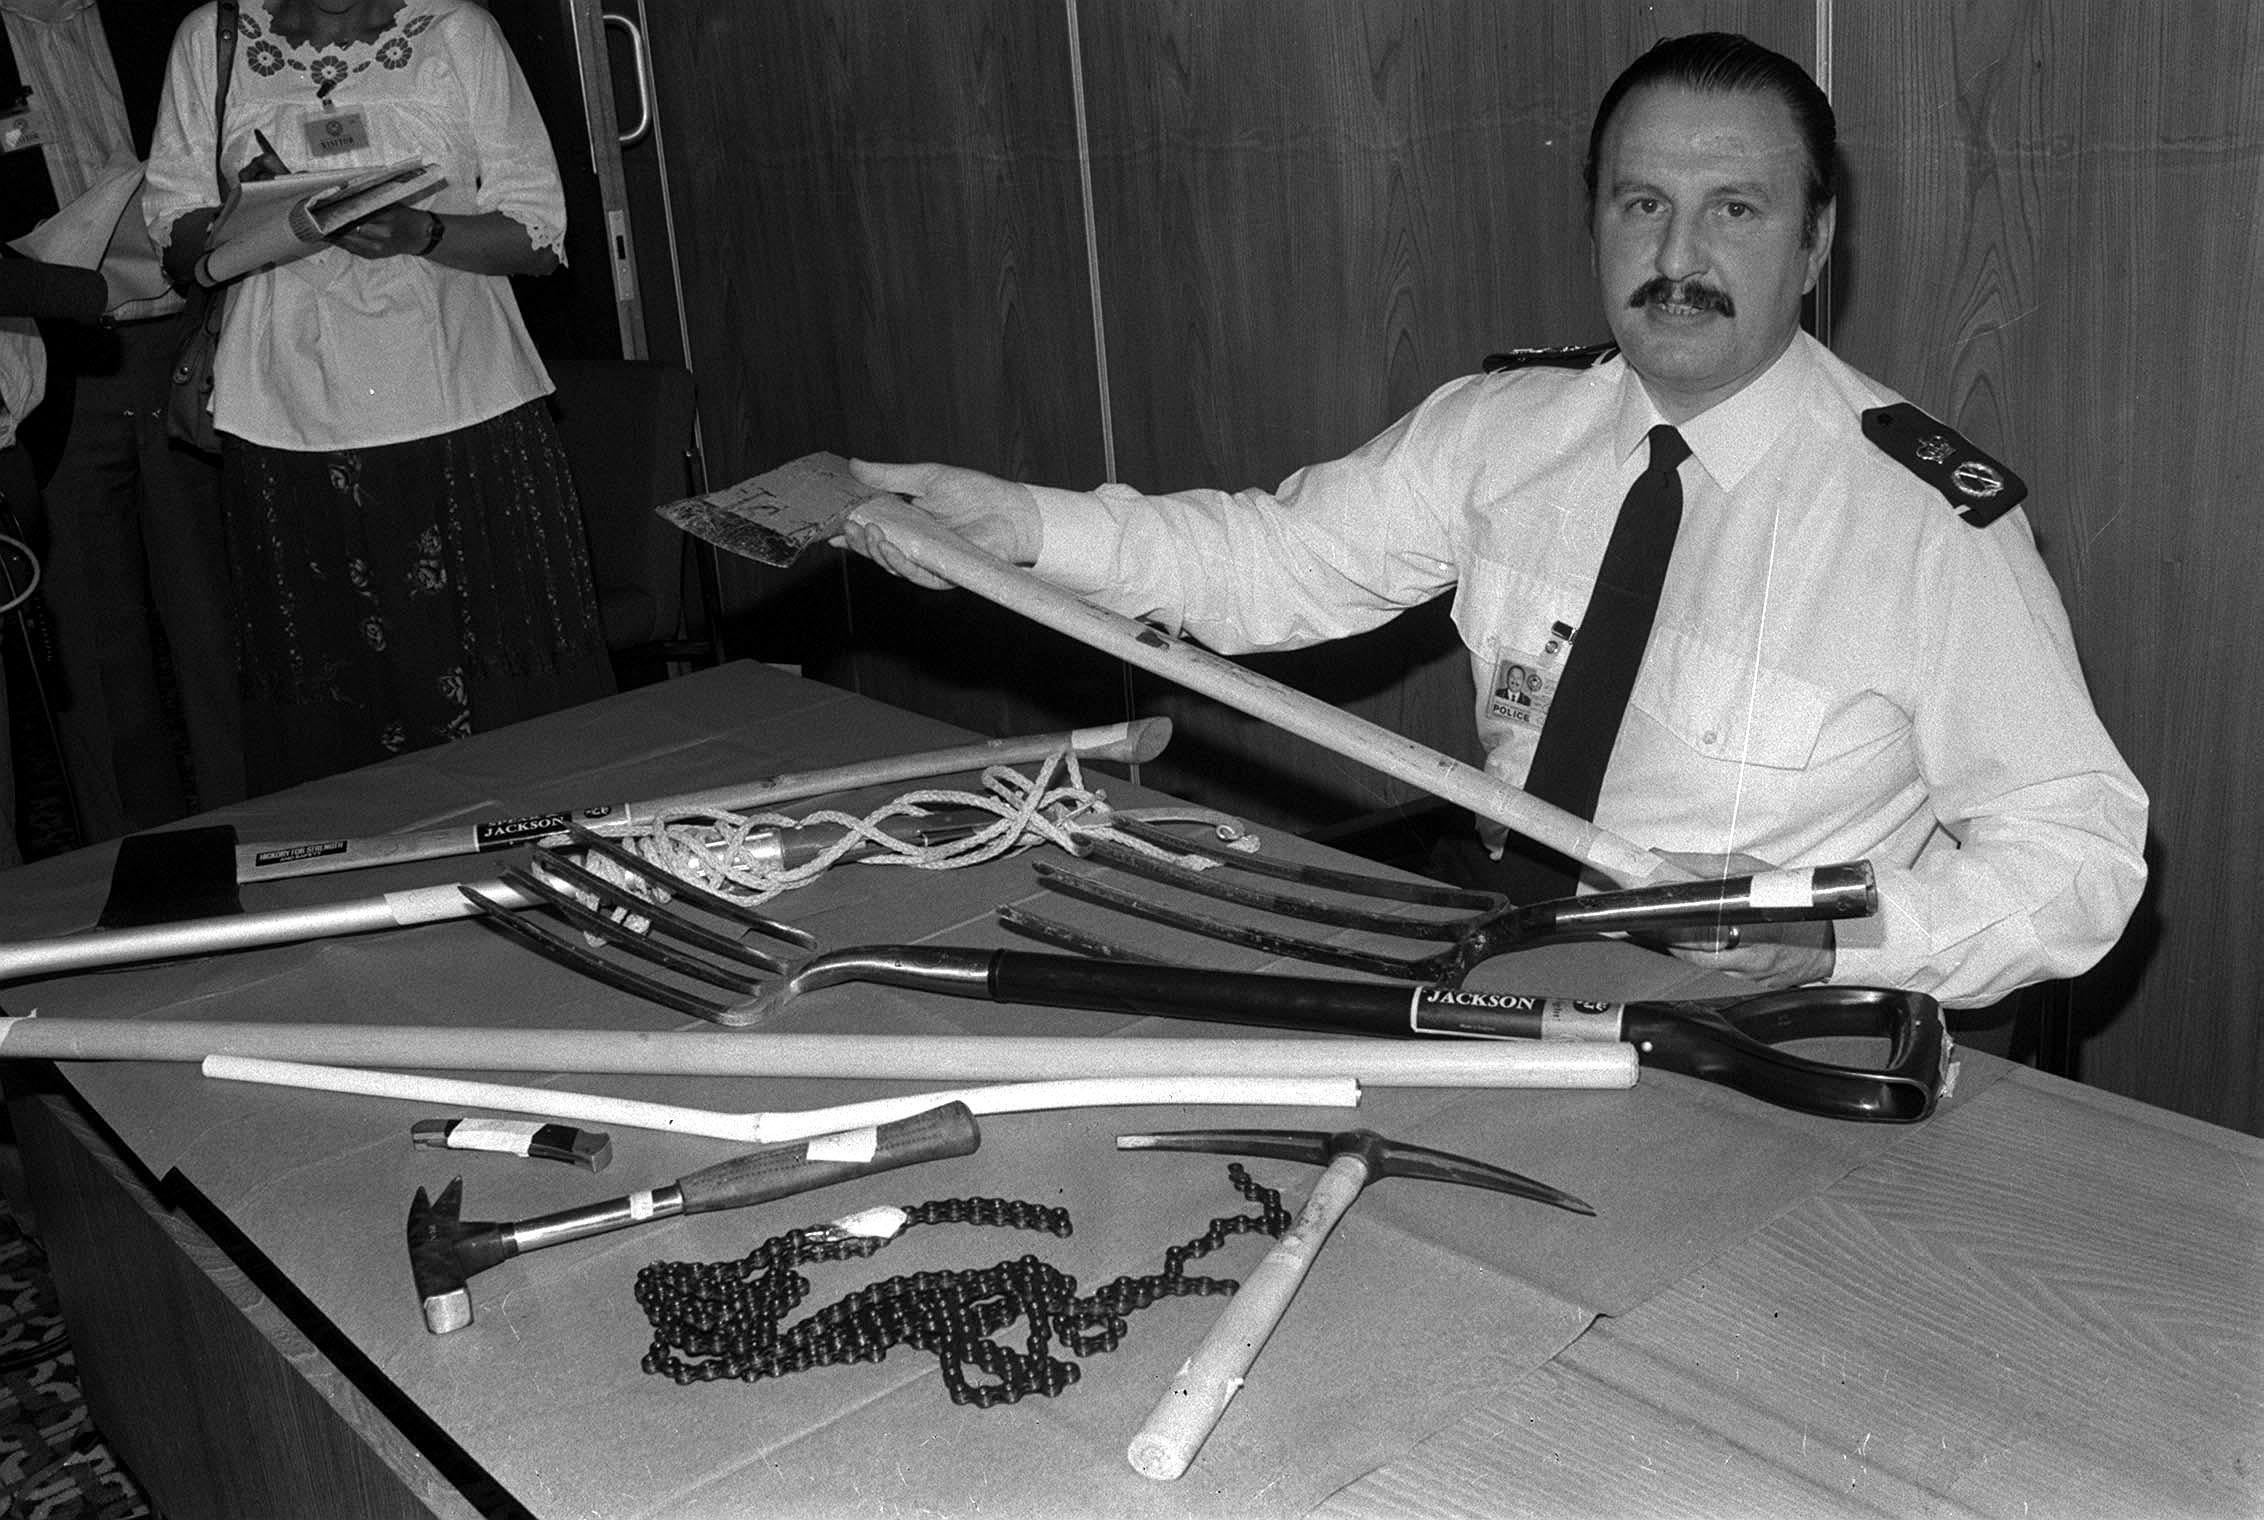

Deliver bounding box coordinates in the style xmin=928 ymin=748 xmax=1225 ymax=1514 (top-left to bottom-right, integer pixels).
xmin=238 ymin=139 xmax=290 ymax=183
xmin=325 ymin=208 xmax=558 ymax=276
xmin=328 ymin=206 xmax=440 ymax=261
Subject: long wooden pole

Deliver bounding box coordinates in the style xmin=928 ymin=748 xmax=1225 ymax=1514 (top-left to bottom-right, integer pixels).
xmin=0 ymin=1018 xmax=1638 ymax=1088
xmin=850 ymin=501 xmax=1678 ymax=890
xmin=233 ymin=716 xmax=1174 ymax=884
xmin=200 ymin=1059 xmax=1365 ymax=1144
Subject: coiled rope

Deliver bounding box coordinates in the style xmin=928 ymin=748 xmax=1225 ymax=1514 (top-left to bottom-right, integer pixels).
xmin=581 ymin=746 xmax=1250 ymax=909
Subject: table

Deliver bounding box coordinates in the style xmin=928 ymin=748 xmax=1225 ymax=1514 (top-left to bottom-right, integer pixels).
xmin=2 ymin=663 xmax=2256 ymax=1519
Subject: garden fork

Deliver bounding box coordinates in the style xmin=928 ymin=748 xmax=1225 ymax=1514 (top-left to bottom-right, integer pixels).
xmin=461 ymin=827 xmax=1945 ymax=1122
xmin=1011 ymin=815 xmax=1877 ymax=983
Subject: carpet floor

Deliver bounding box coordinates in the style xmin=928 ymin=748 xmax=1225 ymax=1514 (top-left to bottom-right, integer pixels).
xmin=4 ymin=615 xmax=155 ymax=1518
xmin=0 ymin=1202 xmax=152 ymax=1520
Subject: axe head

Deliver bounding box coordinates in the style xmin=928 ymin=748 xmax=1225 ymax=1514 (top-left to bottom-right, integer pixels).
xmin=1117 ymin=1127 xmax=1594 ymax=1216
xmin=98 ymin=824 xmax=243 ymax=926
xmin=657 ymin=451 xmax=891 ymax=568
xmin=407 ymin=1178 xmax=516 ymax=1334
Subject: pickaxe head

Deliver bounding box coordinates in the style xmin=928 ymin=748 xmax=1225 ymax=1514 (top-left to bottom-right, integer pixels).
xmin=1116 ymin=1127 xmax=1593 ymax=1216
xmin=407 ymin=1178 xmax=518 ymax=1334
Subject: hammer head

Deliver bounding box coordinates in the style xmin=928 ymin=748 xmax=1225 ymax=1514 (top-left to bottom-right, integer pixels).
xmin=1116 ymin=1127 xmax=1594 ymax=1216
xmin=407 ymin=1178 xmax=517 ymax=1334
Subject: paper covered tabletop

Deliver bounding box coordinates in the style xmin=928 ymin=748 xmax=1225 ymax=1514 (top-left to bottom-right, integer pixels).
xmin=0 ymin=663 xmax=1996 ymax=1518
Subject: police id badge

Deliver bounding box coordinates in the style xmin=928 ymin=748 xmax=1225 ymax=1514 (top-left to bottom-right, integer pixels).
xmin=1486 ymin=620 xmax=1574 ymax=729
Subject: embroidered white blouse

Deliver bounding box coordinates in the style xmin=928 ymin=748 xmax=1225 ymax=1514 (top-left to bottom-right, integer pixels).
xmin=143 ymin=0 xmax=565 ymax=451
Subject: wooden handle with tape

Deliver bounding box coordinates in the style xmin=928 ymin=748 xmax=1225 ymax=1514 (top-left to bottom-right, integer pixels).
xmin=234 ymin=718 xmax=1173 ymax=885
xmin=675 ymin=1102 xmax=981 ymax=1213
xmin=1127 ymin=1152 xmax=1370 ymax=1480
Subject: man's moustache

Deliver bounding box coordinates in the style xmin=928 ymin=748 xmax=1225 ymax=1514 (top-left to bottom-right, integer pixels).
xmin=1629 ymin=279 xmax=1734 ymax=316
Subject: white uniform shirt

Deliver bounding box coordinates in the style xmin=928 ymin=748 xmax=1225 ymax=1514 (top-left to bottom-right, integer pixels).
xmin=143 ymin=0 xmax=563 ymax=451
xmin=1031 ymin=333 xmax=2148 ymax=1008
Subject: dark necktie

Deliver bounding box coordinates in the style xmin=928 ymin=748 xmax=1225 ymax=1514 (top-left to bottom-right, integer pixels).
xmin=1500 ymin=423 xmax=1690 ymax=901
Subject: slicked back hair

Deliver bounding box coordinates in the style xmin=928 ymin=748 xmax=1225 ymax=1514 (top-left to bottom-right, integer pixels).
xmin=1584 ymin=32 xmax=1838 ymax=247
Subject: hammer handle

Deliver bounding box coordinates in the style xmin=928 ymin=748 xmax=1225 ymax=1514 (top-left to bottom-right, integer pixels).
xmin=675 ymin=1101 xmax=980 ymax=1213
xmin=1127 ymin=1152 xmax=1370 ymax=1481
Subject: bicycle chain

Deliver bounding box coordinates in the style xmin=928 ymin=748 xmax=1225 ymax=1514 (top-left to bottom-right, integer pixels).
xmin=635 ymin=1164 xmax=1291 ymax=1407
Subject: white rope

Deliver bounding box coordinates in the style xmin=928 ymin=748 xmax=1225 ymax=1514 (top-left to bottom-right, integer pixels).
xmin=560 ymin=747 xmax=1240 ymax=917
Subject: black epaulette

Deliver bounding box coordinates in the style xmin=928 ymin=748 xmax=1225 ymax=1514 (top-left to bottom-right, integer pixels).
xmin=1860 ymin=402 xmax=2027 ymax=527
xmin=1482 ymin=343 xmax=1618 ymax=374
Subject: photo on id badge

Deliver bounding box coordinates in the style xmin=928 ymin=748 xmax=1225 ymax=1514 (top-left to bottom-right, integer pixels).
xmin=1488 ymin=620 xmax=1574 ymax=728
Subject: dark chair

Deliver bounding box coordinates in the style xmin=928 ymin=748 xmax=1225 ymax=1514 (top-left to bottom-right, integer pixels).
xmin=546 ymin=357 xmax=726 ymax=686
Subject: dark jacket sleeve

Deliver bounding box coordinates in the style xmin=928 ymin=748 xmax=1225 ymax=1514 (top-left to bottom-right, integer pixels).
xmin=0 ymin=254 xmax=108 ymax=322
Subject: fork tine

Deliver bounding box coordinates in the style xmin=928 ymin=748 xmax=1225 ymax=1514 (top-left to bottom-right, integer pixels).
xmin=1029 ymin=863 xmax=1441 ymax=981
xmin=565 ymin=824 xmax=818 ymax=949
xmin=458 ymin=885 xmax=741 ymax=1023
xmin=498 ymin=867 xmax=771 ymax=994
xmin=1106 ymin=817 xmax=1501 ymax=912
xmin=1073 ymin=839 xmax=1474 ymax=942
xmin=994 ymin=904 xmax=1170 ymax=964
xmin=527 ymin=846 xmax=795 ymax=975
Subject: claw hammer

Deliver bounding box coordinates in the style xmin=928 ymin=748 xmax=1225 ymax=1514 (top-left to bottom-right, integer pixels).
xmin=407 ymin=1101 xmax=980 ymax=1333
xmin=1117 ymin=1126 xmax=1593 ymax=1480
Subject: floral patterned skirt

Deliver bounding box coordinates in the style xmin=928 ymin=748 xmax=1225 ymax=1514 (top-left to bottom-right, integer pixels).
xmin=221 ymin=400 xmax=615 ymax=796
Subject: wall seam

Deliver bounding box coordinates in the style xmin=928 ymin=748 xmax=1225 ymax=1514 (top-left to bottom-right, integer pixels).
xmin=1063 ymin=0 xmax=1140 ymax=741
xmin=1813 ymin=0 xmax=1835 ymax=350
xmin=1064 ymin=0 xmax=1117 ymax=485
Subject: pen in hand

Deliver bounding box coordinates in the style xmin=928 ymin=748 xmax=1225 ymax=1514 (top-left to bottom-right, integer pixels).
xmin=245 ymin=128 xmax=289 ymax=182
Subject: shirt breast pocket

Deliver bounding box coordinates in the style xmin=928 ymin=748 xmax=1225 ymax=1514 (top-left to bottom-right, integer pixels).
xmin=1451 ymin=554 xmax=1564 ymax=668
xmin=1635 ymin=628 xmax=1835 ymax=773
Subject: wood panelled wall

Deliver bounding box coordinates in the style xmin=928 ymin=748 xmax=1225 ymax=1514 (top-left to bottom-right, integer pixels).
xmin=639 ymin=2 xmax=2262 ymax=1134
xmin=1827 ymin=3 xmax=2263 ymax=1131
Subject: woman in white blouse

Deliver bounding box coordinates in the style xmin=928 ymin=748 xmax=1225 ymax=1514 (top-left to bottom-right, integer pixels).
xmin=144 ymin=0 xmax=611 ymax=794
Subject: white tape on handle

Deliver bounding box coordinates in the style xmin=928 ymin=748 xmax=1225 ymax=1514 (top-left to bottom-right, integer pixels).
xmin=804 ymin=1126 xmax=880 ymax=1164
xmin=1747 ymin=867 xmax=1817 ymax=910
xmin=442 ymin=1118 xmax=547 ymax=1156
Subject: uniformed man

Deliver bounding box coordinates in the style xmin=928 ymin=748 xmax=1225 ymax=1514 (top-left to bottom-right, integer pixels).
xmin=840 ymin=32 xmax=2146 ymax=1011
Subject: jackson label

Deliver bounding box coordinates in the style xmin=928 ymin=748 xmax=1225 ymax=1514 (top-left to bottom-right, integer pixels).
xmin=1411 ymin=987 xmax=1625 ymax=1042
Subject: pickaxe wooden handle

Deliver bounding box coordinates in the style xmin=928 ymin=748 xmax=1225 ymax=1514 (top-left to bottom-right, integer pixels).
xmin=849 ymin=499 xmax=1681 ymax=891
xmin=1114 ymin=1125 xmax=1590 ymax=1479
xmin=1126 ymin=1150 xmax=1372 ymax=1480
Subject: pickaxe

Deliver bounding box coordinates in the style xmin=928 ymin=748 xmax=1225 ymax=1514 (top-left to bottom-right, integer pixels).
xmin=1116 ymin=1126 xmax=1592 ymax=1481
xmin=406 ymin=1102 xmax=980 ymax=1333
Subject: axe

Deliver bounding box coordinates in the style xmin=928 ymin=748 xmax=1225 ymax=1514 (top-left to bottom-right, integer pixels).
xmin=661 ymin=452 xmax=1687 ymax=892
xmin=406 ymin=1101 xmax=980 ymax=1333
xmin=1115 ymin=1125 xmax=1592 ymax=1480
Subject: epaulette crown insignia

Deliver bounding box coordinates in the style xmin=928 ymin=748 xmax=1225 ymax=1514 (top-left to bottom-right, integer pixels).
xmin=1483 ymin=343 xmax=1618 ymax=374
xmin=1861 ymin=402 xmax=2027 ymax=527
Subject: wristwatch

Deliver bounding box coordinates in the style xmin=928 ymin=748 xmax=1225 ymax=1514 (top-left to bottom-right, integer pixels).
xmin=417 ymin=212 xmax=447 ymax=257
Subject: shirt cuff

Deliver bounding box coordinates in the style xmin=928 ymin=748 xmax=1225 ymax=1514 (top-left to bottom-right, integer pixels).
xmin=1029 ymin=482 xmax=1139 ymax=596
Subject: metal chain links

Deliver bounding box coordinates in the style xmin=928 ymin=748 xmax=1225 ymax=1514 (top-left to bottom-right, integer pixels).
xmin=635 ymin=1166 xmax=1292 ymax=1408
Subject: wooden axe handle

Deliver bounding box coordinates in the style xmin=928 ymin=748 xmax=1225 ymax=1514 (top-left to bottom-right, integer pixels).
xmin=851 ymin=500 xmax=1678 ymax=890
xmin=1127 ymin=1151 xmax=1372 ymax=1480
xmin=0 ymin=881 xmax=535 ymax=983
xmin=233 ymin=718 xmax=1173 ymax=885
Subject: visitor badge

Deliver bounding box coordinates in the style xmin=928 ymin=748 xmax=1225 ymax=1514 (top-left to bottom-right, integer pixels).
xmin=303 ymin=110 xmax=371 ymax=158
